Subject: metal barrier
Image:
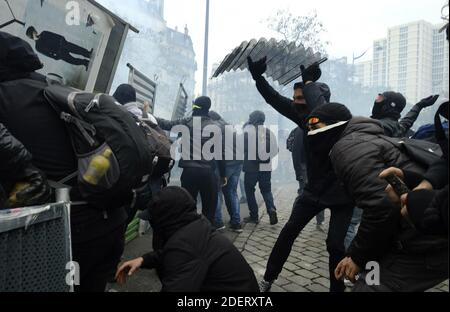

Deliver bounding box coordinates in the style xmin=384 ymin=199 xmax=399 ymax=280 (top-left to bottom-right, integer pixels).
xmin=0 ymin=203 xmax=72 ymax=292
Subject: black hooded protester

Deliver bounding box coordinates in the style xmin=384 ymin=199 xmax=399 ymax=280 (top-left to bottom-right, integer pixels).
xmin=304 ymin=103 xmax=448 ymax=292
xmin=380 ymin=99 xmax=449 ymax=236
xmin=247 ymin=57 xmax=354 ymax=292
xmin=156 ymin=97 xmax=226 ymax=224
xmin=0 ymin=123 xmax=50 ymax=208
xmin=115 ymin=186 xmax=259 ymax=292
xmin=242 ymin=110 xmax=279 ymax=225
xmin=0 ymin=31 xmax=129 ymax=292
xmin=371 ymin=91 xmax=440 ymax=138
xmin=377 ymin=23 xmax=449 ymax=238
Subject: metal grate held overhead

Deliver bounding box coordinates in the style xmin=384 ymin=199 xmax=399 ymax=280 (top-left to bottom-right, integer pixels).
xmin=212 ymin=38 xmax=327 ymax=86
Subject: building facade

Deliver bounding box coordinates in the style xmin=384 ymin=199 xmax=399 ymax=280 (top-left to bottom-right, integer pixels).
xmin=98 ymin=0 xmax=197 ymax=119
xmin=355 ymin=20 xmax=449 ymax=105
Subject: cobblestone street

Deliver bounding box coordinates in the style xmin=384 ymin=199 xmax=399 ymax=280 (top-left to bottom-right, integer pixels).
xmin=114 ymin=182 xmax=449 ymax=293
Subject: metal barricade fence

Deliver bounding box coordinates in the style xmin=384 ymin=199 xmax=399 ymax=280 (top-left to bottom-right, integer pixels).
xmin=0 ymin=203 xmax=72 ymax=292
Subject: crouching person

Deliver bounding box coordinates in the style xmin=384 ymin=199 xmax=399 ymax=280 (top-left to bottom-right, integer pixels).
xmin=115 ymin=186 xmax=259 ymax=292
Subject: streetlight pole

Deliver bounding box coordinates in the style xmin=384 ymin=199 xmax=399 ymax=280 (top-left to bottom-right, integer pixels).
xmin=202 ymin=0 xmax=210 ymax=96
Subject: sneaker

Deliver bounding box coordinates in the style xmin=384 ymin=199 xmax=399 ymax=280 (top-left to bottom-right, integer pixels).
xmin=243 ymin=217 xmax=259 ymax=224
xmin=229 ymin=223 xmax=243 ymax=233
xmin=214 ymin=222 xmax=226 ymax=231
xmin=269 ymin=211 xmax=278 ymax=225
xmin=259 ymin=279 xmax=273 ymax=292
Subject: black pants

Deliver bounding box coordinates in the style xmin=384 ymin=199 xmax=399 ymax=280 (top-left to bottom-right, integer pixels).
xmin=181 ymin=167 xmax=218 ymax=224
xmin=73 ymin=224 xmax=126 ymax=292
xmin=353 ymin=248 xmax=448 ymax=292
xmin=264 ymin=193 xmax=353 ymax=292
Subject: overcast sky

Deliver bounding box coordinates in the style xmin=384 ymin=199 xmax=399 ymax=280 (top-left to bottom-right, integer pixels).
xmin=161 ymin=0 xmax=447 ymax=94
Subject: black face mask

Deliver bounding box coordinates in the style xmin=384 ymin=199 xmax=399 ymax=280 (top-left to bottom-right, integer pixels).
xmin=371 ymin=100 xmax=385 ymax=119
xmin=292 ymin=103 xmax=309 ymax=121
xmin=372 ymin=100 xmax=401 ymax=120
xmin=307 ymin=125 xmax=346 ymax=158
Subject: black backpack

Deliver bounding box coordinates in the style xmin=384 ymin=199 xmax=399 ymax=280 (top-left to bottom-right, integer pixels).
xmin=379 ymin=135 xmax=443 ymax=168
xmin=43 ymin=84 xmax=154 ymax=210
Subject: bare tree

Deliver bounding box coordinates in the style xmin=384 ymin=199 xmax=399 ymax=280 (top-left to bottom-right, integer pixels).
xmin=266 ymin=9 xmax=329 ymax=55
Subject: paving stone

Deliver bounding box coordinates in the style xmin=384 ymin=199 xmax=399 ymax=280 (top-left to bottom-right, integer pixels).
xmin=295 ymin=269 xmax=320 ymax=280
xmin=313 ymin=277 xmax=330 ymax=288
xmin=312 ymin=268 xmax=329 ymax=278
xmin=274 ymin=276 xmax=290 ymax=286
xmin=282 ymin=283 xmax=309 ymax=292
xmin=270 ymin=284 xmax=287 ymax=292
xmin=283 ymin=262 xmax=300 ymax=272
xmin=285 ymin=275 xmax=311 ymax=287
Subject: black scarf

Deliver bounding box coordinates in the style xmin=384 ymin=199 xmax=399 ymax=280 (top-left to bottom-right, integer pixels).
xmin=371 ymin=100 xmax=401 ymax=121
xmin=306 ymin=123 xmax=348 ymax=187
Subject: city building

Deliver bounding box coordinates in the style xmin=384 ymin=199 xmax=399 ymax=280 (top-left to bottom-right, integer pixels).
xmin=354 ymin=60 xmax=373 ymax=88
xmin=98 ymin=0 xmax=197 ymax=118
xmin=355 ymin=20 xmax=449 ymax=105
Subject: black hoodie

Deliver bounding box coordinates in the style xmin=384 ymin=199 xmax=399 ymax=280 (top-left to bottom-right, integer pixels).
xmin=141 ymin=186 xmax=259 ymax=292
xmin=0 ymin=32 xmax=126 ymax=242
xmin=253 ymin=76 xmax=352 ymax=206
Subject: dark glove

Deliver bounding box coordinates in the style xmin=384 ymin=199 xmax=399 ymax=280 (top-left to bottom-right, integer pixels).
xmin=300 ymin=63 xmax=322 ymax=84
xmin=247 ymin=56 xmax=267 ymax=80
xmin=9 ymin=164 xmax=51 ymax=207
xmin=416 ymin=95 xmax=439 ymax=109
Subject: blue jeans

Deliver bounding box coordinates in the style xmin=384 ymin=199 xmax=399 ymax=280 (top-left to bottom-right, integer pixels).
xmin=215 ymin=163 xmax=242 ymax=226
xmin=244 ymin=171 xmax=276 ymax=220
xmin=344 ymin=207 xmax=363 ymax=251
xmin=239 ymin=175 xmax=246 ymax=199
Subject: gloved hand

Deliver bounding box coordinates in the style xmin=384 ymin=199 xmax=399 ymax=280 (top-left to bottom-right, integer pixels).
xmin=9 ymin=164 xmax=51 ymax=207
xmin=416 ymin=95 xmax=440 ymax=109
xmin=300 ymin=63 xmax=322 ymax=84
xmin=247 ymin=56 xmax=267 ymax=80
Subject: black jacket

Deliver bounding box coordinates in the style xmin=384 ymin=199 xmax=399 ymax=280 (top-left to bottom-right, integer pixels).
xmin=243 ymin=124 xmax=278 ymax=173
xmin=140 ymin=186 xmax=258 ymax=292
xmin=143 ymin=217 xmax=259 ymax=292
xmin=157 ymin=116 xmax=226 ymax=177
xmin=287 ymin=127 xmax=307 ymax=181
xmin=378 ymin=104 xmax=424 ymax=138
xmin=253 ymin=76 xmax=352 ymax=206
xmin=0 ymin=32 xmax=127 ymax=243
xmin=329 ymin=117 xmax=441 ymax=267
xmin=0 ymin=123 xmax=32 ymax=180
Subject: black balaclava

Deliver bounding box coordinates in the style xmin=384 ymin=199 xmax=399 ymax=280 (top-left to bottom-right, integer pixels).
xmin=371 ymin=91 xmax=407 ymax=121
xmin=192 ymin=96 xmax=211 ymax=117
xmin=112 ymin=84 xmax=136 ymax=105
xmin=306 ymin=103 xmax=353 ymax=184
xmin=147 ymin=186 xmax=201 ymax=250
xmin=0 ymin=31 xmax=43 ymax=82
xmin=247 ymin=110 xmax=266 ymax=126
xmin=292 ymin=82 xmax=332 ymax=119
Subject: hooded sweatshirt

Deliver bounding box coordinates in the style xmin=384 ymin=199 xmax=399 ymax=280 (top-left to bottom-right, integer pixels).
xmin=141 ymin=186 xmax=259 ymax=292
xmin=0 ymin=31 xmax=127 ymax=242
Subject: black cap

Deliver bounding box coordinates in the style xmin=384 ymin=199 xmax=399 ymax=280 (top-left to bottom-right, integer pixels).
xmin=0 ymin=31 xmax=43 ymax=73
xmin=382 ymin=91 xmax=407 ymax=113
xmin=248 ymin=110 xmax=266 ymax=125
xmin=113 ymin=84 xmax=136 ymax=105
xmin=193 ymin=96 xmax=211 ymax=111
xmin=308 ymin=103 xmax=352 ymax=126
